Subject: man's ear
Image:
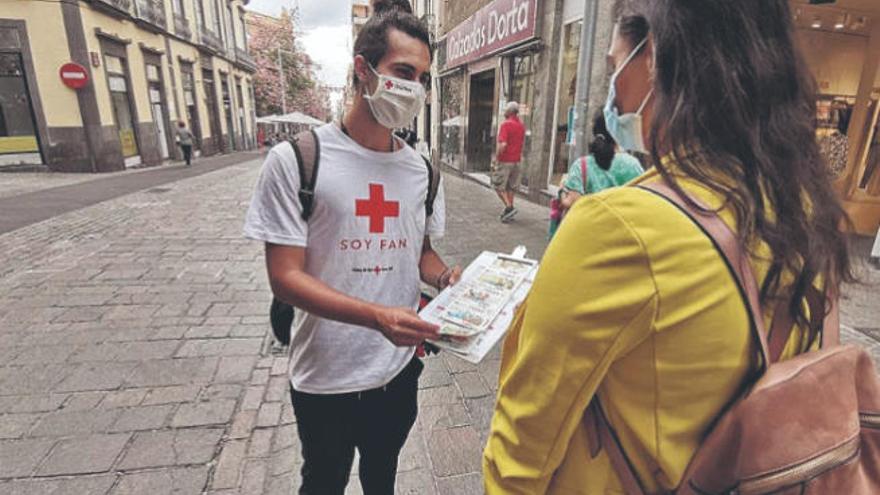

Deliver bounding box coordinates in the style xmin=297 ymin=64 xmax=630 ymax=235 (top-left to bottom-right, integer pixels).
xmin=353 ymin=55 xmax=371 ymax=86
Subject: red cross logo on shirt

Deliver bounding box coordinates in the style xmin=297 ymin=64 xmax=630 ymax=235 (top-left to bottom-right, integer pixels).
xmin=355 ymin=184 xmax=399 ymax=234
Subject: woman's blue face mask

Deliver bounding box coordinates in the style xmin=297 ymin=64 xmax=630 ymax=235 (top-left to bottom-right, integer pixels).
xmin=604 ymin=38 xmax=653 ymax=154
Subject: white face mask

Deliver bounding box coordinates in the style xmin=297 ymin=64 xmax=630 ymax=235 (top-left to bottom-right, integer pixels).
xmin=604 ymin=38 xmax=653 ymax=154
xmin=363 ymin=64 xmax=426 ymax=130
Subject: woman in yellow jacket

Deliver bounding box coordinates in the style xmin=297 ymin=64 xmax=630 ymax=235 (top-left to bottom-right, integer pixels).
xmin=483 ymin=2 xmax=855 ymax=493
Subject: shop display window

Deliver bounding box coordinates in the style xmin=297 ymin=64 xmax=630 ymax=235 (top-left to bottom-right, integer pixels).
xmin=549 ymin=20 xmax=582 ymax=188
xmin=507 ymin=52 xmax=537 ymax=189
xmin=0 ymin=53 xmax=38 ymax=155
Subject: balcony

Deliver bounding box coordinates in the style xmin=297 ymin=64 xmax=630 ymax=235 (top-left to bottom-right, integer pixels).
xmin=88 ymin=0 xmax=133 ymax=18
xmin=173 ymin=13 xmax=191 ymax=39
xmin=200 ymin=27 xmax=224 ymax=53
xmin=134 ymin=0 xmax=167 ymax=33
xmin=236 ymin=48 xmax=257 ymax=72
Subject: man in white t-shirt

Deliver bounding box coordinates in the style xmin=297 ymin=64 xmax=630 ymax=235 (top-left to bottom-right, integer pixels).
xmin=243 ymin=4 xmax=460 ymax=495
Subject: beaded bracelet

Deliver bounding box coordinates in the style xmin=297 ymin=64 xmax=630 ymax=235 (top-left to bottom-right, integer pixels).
xmin=436 ymin=267 xmax=452 ymax=289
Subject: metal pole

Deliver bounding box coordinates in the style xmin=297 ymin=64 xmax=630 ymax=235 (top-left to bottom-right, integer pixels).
xmin=569 ymin=0 xmax=600 ymax=164
xmin=277 ymin=46 xmax=286 ymax=114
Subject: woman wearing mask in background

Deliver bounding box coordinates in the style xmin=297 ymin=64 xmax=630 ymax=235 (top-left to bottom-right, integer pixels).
xmin=560 ymin=112 xmax=644 ymax=211
xmin=483 ymin=2 xmax=852 ymax=493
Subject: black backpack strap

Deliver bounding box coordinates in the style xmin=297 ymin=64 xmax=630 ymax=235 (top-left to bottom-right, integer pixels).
xmin=289 ymin=129 xmax=321 ymax=221
xmin=422 ymin=155 xmax=441 ymax=218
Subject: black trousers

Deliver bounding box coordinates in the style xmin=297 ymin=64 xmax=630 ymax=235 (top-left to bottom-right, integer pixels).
xmin=290 ymin=357 xmax=423 ymax=495
xmin=180 ymin=144 xmax=192 ymax=165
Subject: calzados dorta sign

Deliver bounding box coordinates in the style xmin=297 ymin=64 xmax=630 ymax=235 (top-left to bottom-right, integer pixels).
xmin=444 ymin=0 xmax=538 ymax=70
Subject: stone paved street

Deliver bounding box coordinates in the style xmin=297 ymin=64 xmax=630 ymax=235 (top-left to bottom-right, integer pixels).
xmin=0 ymin=154 xmax=877 ymax=494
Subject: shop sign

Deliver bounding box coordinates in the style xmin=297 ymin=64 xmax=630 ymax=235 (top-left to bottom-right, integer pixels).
xmin=59 ymin=62 xmax=89 ymax=90
xmin=443 ymin=0 xmax=538 ymax=70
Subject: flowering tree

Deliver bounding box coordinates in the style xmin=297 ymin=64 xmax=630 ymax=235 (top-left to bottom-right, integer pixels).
xmin=248 ymin=9 xmax=331 ymax=121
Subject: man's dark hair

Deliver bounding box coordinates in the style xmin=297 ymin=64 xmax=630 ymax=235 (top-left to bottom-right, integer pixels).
xmin=353 ymin=1 xmax=431 ymax=87
xmin=372 ymin=0 xmax=413 ymax=15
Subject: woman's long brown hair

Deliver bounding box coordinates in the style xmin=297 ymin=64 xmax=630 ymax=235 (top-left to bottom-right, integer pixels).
xmin=635 ymin=0 xmax=855 ymax=348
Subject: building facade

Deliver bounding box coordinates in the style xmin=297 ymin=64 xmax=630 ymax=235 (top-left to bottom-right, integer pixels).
xmin=0 ymin=0 xmax=258 ymax=172
xmin=420 ymin=0 xmax=621 ymax=202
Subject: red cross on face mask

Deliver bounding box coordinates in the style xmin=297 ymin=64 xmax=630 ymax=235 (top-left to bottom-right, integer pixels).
xmin=355 ymin=184 xmax=399 ymax=234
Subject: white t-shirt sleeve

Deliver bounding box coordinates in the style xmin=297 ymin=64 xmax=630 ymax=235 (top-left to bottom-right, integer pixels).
xmin=243 ymin=143 xmax=309 ymax=247
xmin=427 ymin=175 xmax=446 ymax=239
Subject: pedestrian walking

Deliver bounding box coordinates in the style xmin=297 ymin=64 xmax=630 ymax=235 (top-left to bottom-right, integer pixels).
xmin=558 ymin=112 xmax=644 ymax=213
xmin=484 ymin=3 xmax=857 ymax=493
xmin=175 ymin=121 xmax=194 ymax=166
xmin=492 ymin=101 xmax=526 ymax=223
xmin=243 ymin=2 xmax=460 ymax=494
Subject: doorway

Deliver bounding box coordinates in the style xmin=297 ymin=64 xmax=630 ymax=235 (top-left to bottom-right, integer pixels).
xmin=0 ymin=52 xmax=42 ymax=166
xmin=466 ymin=69 xmax=495 ymax=173
xmin=180 ymin=67 xmax=201 ymax=155
xmin=146 ymin=63 xmax=169 ymax=160
xmin=150 ymin=92 xmax=169 ymax=159
xmin=202 ymin=68 xmax=221 ymax=154
xmin=105 ymin=54 xmax=140 ymax=167
xmin=221 ymin=76 xmax=235 ymax=151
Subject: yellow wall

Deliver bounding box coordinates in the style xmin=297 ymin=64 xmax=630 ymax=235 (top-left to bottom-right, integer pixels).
xmin=4 ymin=0 xmax=82 ymax=127
xmin=797 ymin=28 xmax=869 ymax=96
xmin=79 ymin=7 xmax=170 ymax=126
xmin=4 ymin=0 xmax=254 ymax=147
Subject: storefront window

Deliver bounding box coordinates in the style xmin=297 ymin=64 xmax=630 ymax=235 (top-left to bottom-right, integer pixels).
xmin=507 ymin=52 xmax=537 ymax=189
xmin=440 ymin=72 xmax=464 ymax=170
xmin=550 ymin=20 xmax=582 ymax=188
xmin=0 ymin=52 xmax=39 ymax=157
xmin=105 ymin=55 xmax=139 ymax=158
xmin=858 ymin=94 xmax=880 ymax=193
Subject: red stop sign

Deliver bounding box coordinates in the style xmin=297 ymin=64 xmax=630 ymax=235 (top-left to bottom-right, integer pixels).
xmin=60 ymin=63 xmax=89 ymax=90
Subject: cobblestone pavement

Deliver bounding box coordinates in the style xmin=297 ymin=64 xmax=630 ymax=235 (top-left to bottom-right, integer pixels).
xmin=0 ymin=157 xmax=876 ymax=494
xmin=0 ymin=161 xmax=186 ymax=200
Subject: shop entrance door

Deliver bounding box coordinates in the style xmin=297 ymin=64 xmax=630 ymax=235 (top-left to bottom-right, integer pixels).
xmin=0 ymin=52 xmax=42 ymax=167
xmin=221 ymin=78 xmax=235 ymax=151
xmin=202 ymin=69 xmax=222 ymax=154
xmin=467 ymin=70 xmax=495 ymax=173
xmin=149 ymin=87 xmax=169 ymax=159
xmin=105 ymin=55 xmax=140 ymax=167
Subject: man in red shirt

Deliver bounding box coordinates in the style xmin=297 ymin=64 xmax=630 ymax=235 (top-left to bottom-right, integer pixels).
xmin=493 ymin=101 xmax=527 ymax=222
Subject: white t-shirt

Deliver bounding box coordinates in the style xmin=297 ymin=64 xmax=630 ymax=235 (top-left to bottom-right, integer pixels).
xmin=243 ymin=124 xmax=446 ymax=394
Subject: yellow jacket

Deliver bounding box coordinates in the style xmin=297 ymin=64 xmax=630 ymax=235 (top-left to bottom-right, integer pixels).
xmin=483 ymin=168 xmax=810 ymax=494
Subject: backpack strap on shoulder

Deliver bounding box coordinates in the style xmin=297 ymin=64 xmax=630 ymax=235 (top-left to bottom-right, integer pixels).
xmin=289 ymin=129 xmax=321 ymax=221
xmin=422 ymin=155 xmax=440 ymax=218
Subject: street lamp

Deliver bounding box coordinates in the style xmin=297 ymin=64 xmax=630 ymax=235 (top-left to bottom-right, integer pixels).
xmin=276 ymin=47 xmax=297 ymax=114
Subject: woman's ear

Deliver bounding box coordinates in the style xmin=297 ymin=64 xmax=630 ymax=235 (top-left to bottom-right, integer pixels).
xmin=646 ymin=37 xmax=656 ymax=81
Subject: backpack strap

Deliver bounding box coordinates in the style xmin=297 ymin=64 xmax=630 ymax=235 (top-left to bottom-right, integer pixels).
xmin=584 ymin=179 xmax=772 ymax=495
xmin=422 ymin=155 xmax=440 ymax=218
xmin=588 ymin=179 xmax=841 ymax=494
xmin=289 ymin=129 xmax=321 ymax=222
